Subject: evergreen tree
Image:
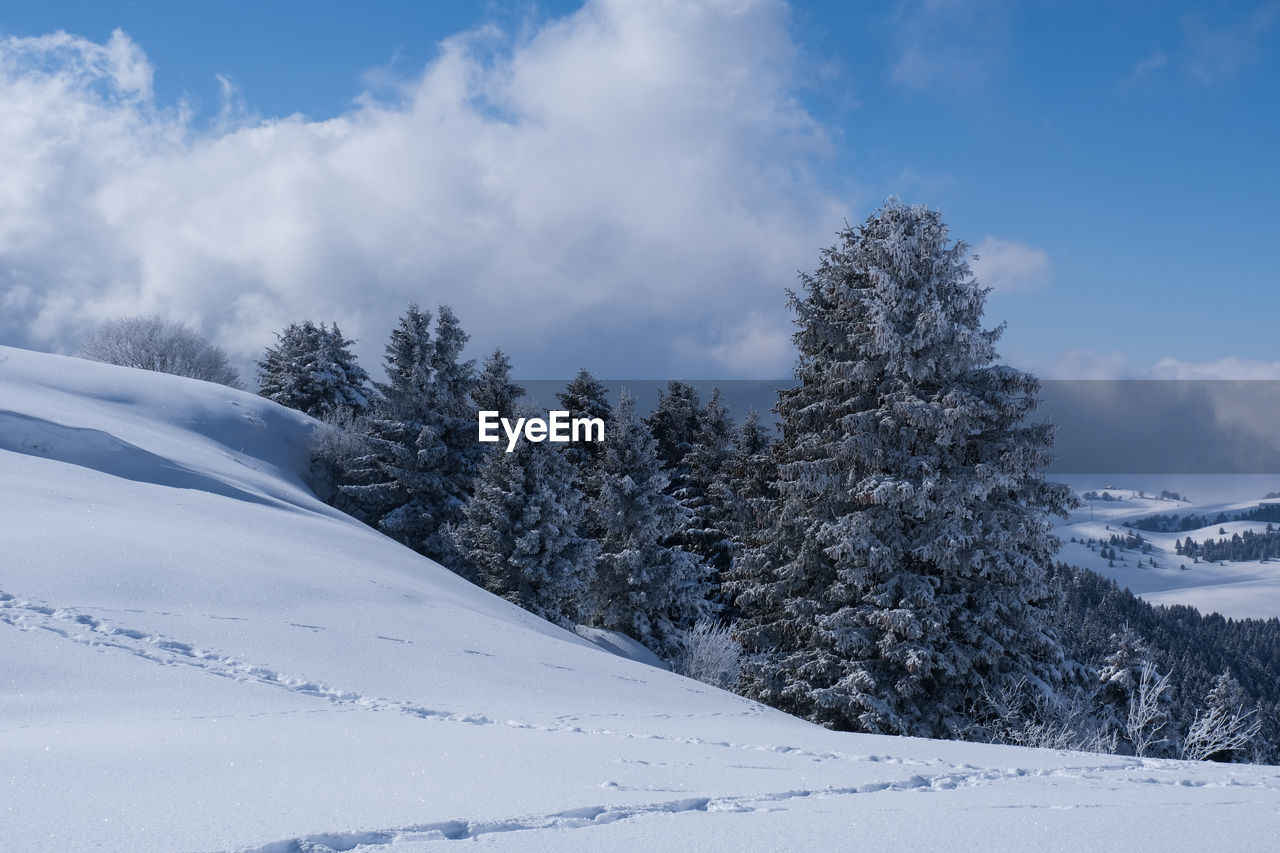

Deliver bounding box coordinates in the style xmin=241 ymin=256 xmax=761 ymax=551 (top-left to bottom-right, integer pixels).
xmin=420 ymin=306 xmax=483 ymax=562
xmin=645 ymin=380 xmax=704 ymax=474
xmin=712 ymin=410 xmax=775 ymax=616
xmin=555 ymin=369 xmax=612 ymax=470
xmin=672 ymin=388 xmax=737 ymax=607
xmin=472 ymin=348 xmax=525 ymax=418
xmin=729 ymin=201 xmax=1073 ymax=738
xmin=257 ymin=321 xmax=370 ymax=418
xmin=587 ymin=392 xmax=709 ymax=656
xmin=337 ymin=304 xmax=479 ymax=564
xmin=452 ymin=412 xmax=597 ymax=625
xmin=340 ymin=305 xmax=437 ymax=548
xmin=1183 ymin=672 xmax=1262 ymax=761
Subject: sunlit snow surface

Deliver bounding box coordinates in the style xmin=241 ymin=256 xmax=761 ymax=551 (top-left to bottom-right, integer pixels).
xmin=2 ymin=345 xmax=1277 ymax=852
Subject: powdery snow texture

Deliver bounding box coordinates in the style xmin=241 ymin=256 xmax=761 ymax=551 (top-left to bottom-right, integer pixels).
xmin=1 ymin=345 xmax=1277 ymax=851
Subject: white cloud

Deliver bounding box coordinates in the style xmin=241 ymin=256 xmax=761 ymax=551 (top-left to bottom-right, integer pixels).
xmin=1126 ymin=51 xmax=1168 ymax=84
xmin=0 ymin=1 xmax=846 ymax=379
xmin=1015 ymin=349 xmax=1280 ymax=380
xmin=1182 ymin=4 xmax=1279 ymax=84
xmin=699 ymin=310 xmax=796 ymax=377
xmin=1151 ymin=357 xmax=1280 ymax=380
xmin=970 ymin=236 xmax=1050 ymax=293
xmin=887 ymin=0 xmax=1006 ymax=91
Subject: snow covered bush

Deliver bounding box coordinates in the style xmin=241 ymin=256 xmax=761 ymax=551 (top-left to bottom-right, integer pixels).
xmin=307 ymin=405 xmax=368 ymax=503
xmin=81 ymin=315 xmax=241 ymax=387
xmin=1125 ymin=662 xmax=1172 ymax=758
xmin=672 ymin=619 xmax=742 ymax=690
xmin=972 ymin=678 xmax=1117 ymax=754
xmin=1182 ymin=673 xmax=1262 ymax=762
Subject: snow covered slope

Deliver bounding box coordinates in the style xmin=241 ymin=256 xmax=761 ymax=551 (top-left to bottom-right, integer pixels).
xmin=2 ymin=345 xmax=1278 ymax=852
xmin=1055 ymin=477 xmax=1280 ymax=619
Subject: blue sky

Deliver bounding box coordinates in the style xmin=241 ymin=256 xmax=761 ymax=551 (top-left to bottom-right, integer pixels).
xmin=0 ymin=1 xmax=1277 ymax=379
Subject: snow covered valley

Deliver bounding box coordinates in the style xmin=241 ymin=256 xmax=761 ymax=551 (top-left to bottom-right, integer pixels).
xmin=2 ymin=345 xmax=1279 ymax=852
xmin=1055 ymin=479 xmax=1280 ymax=620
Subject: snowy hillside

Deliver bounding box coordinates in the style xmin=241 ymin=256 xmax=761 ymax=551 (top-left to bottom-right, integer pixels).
xmin=2 ymin=344 xmax=1278 ymax=852
xmin=1055 ymin=477 xmax=1280 ymax=619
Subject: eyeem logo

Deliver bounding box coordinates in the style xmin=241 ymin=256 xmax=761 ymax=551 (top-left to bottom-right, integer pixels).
xmin=478 ymin=411 xmax=605 ymax=453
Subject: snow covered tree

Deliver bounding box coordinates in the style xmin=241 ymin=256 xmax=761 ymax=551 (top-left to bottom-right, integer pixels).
xmin=645 ymin=380 xmax=705 ymax=474
xmin=672 ymin=388 xmax=737 ymax=605
xmin=340 ymin=304 xmax=437 ymax=547
xmin=586 ymin=392 xmax=710 ymax=656
xmin=1125 ymin=662 xmax=1172 ymax=757
xmin=728 ymin=200 xmax=1073 ymax=738
xmin=452 ymin=410 xmax=597 ymax=625
xmin=337 ymin=304 xmax=479 ymax=564
xmin=257 ymin=321 xmax=370 ymax=418
xmin=1182 ymin=673 xmax=1262 ymax=762
xmin=472 ymin=348 xmax=525 ymax=419
xmin=719 ymin=411 xmax=775 ymax=544
xmin=81 ymin=315 xmax=241 ymax=387
xmin=556 ymin=369 xmax=612 ymax=471
xmin=1096 ymin=626 xmax=1159 ymax=737
xmin=419 ymin=305 xmax=483 ymax=561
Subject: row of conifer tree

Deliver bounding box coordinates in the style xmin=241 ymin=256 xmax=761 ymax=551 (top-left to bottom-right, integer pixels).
xmin=255 ymin=201 xmax=1273 ymax=761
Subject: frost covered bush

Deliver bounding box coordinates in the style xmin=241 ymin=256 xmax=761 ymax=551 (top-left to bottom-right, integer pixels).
xmin=81 ymin=315 xmax=241 ymax=387
xmin=307 ymin=406 xmax=368 ymax=503
xmin=973 ymin=678 xmax=1117 ymax=755
xmin=1182 ymin=674 xmax=1262 ymax=762
xmin=672 ymin=620 xmax=742 ymax=690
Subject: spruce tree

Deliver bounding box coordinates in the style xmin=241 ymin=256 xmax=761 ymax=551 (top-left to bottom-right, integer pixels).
xmin=555 ymin=369 xmax=612 ymax=470
xmin=719 ymin=411 xmax=775 ymax=545
xmin=340 ymin=305 xmax=437 ymax=547
xmin=710 ymin=409 xmax=775 ymax=615
xmin=453 ymin=411 xmax=597 ymax=625
xmin=645 ymin=380 xmax=704 ymax=474
xmin=587 ymin=392 xmax=709 ymax=656
xmin=672 ymin=388 xmax=736 ymax=606
xmin=729 ymin=200 xmax=1073 ymax=737
xmin=257 ymin=321 xmax=370 ymax=418
xmin=419 ymin=306 xmax=483 ymax=562
xmin=472 ymin=348 xmax=525 ymax=418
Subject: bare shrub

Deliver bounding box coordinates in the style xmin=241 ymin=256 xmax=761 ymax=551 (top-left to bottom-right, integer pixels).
xmin=975 ymin=678 xmax=1118 ymax=755
xmin=1126 ymin=662 xmax=1172 ymax=758
xmin=81 ymin=315 xmax=240 ymax=387
xmin=672 ymin=620 xmax=742 ymax=690
xmin=307 ymin=406 xmax=368 ymax=503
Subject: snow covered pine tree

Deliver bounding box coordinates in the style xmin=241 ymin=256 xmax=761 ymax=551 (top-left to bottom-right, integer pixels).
xmin=257 ymin=320 xmax=371 ymax=418
xmin=729 ymin=200 xmax=1074 ymax=738
xmin=339 ymin=304 xmax=481 ymax=565
xmin=472 ymin=348 xmax=525 ymax=419
xmin=452 ymin=405 xmax=597 ymax=626
xmin=340 ymin=304 xmax=437 ymax=548
xmin=587 ymin=392 xmax=710 ymax=657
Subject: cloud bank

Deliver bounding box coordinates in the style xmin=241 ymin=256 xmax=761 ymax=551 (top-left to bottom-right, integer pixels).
xmin=0 ymin=0 xmax=848 ymax=379
xmin=971 ymin=236 xmax=1050 ymax=293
